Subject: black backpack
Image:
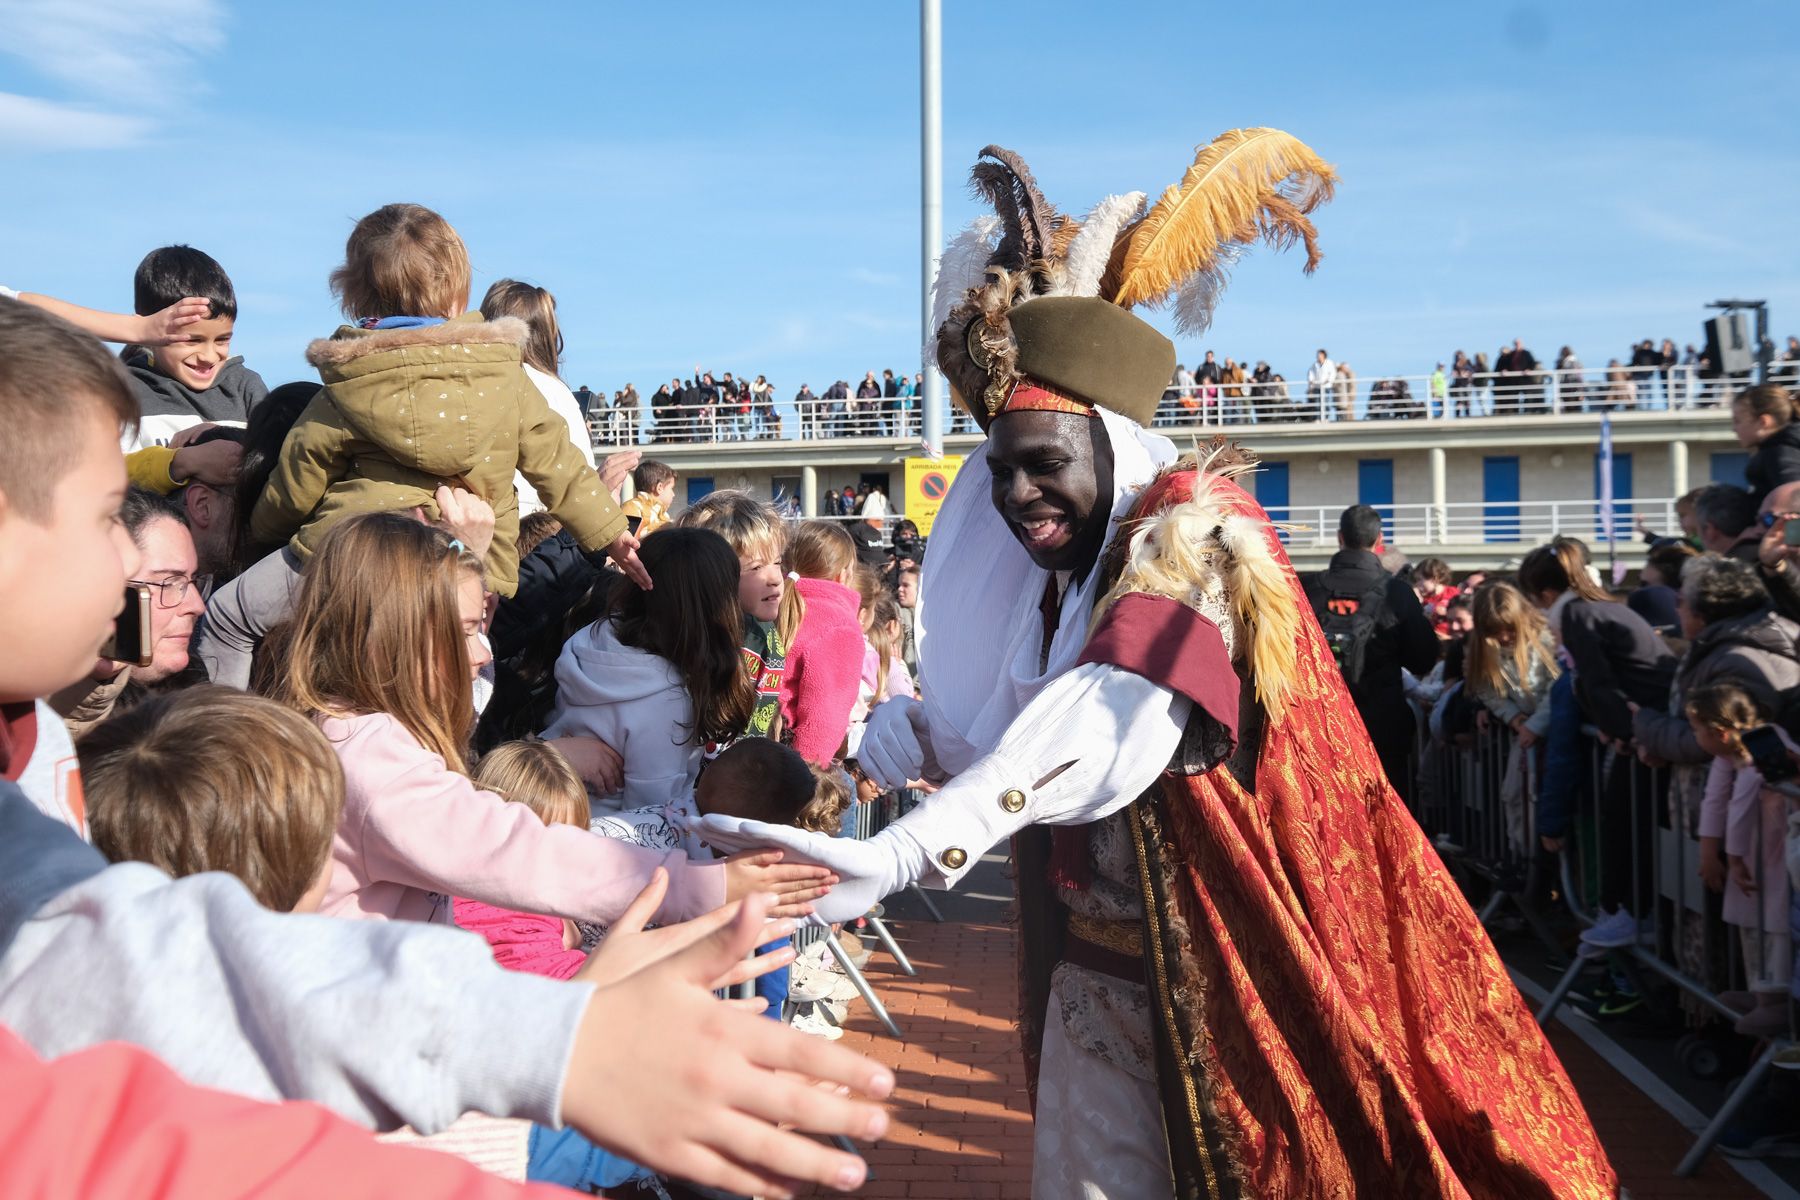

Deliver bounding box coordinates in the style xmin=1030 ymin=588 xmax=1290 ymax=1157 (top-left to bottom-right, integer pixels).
xmin=1316 ymin=578 xmax=1390 ymax=687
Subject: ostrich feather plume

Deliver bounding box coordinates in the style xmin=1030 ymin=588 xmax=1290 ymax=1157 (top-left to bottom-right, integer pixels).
xmin=926 ymin=215 xmax=1001 ymax=364
xmin=1101 ymin=127 xmax=1336 ymax=330
xmin=1055 ymin=192 xmax=1146 ymax=298
xmin=969 ymin=145 xmax=1058 ymax=274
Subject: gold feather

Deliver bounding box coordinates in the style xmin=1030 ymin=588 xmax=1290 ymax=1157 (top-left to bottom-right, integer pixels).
xmin=1102 ymin=128 xmax=1337 ymax=322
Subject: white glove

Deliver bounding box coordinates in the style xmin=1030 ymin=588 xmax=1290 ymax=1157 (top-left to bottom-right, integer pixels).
xmin=688 ymin=814 xmax=930 ymax=924
xmin=857 ymin=697 xmax=930 ymax=791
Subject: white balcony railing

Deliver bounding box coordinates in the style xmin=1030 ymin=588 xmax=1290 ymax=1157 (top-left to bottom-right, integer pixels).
xmin=804 ymin=497 xmax=1680 ymax=551
xmin=587 ymin=363 xmax=1753 ymax=449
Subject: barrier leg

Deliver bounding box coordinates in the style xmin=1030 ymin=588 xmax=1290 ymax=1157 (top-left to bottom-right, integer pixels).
xmin=908 ymin=881 xmax=946 ymax=922
xmin=1676 ymin=1041 xmax=1780 ymax=1176
xmin=865 ymin=913 xmax=917 ymax=977
xmin=822 ymin=928 xmax=905 ymax=1039
xmin=1536 ymin=955 xmax=1588 ymax=1027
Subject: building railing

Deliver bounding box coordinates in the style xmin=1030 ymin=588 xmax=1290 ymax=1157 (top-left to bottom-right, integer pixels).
xmin=589 ymin=363 xmax=1744 ymax=450
xmin=1272 ymin=497 xmax=1677 ymax=548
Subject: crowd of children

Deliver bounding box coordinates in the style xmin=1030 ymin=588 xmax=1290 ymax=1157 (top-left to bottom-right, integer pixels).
xmin=0 ymin=203 xmax=923 ymax=1196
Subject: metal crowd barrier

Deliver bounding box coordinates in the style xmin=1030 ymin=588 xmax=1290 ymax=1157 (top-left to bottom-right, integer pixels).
xmin=1414 ymin=713 xmax=1793 ymax=1176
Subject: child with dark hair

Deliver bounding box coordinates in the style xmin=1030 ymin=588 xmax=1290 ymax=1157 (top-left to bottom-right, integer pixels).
xmin=545 ymin=526 xmax=755 ymax=813
xmin=621 ymin=460 xmax=677 ymax=536
xmin=124 ymin=245 xmax=268 ymax=448
xmin=1688 ymin=681 xmax=1794 ymax=1037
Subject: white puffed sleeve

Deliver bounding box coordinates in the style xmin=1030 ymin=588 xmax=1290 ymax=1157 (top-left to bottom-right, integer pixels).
xmin=889 ymin=662 xmax=1189 ymax=888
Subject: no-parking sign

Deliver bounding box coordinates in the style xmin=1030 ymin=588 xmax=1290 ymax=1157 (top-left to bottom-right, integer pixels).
xmin=904 ymin=455 xmax=963 ymax=536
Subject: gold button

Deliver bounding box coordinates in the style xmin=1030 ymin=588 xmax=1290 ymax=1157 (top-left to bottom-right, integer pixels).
xmin=999 ymin=788 xmax=1026 ymax=813
xmin=939 ymin=847 xmax=968 ymax=871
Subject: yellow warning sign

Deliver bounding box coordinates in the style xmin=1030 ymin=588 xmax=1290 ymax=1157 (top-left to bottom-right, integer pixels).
xmin=904 ymin=455 xmax=964 ymax=537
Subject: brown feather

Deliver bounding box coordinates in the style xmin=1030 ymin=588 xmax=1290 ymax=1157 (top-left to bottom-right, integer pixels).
xmin=969 ymin=145 xmax=1060 ymax=273
xmin=1103 ymin=128 xmax=1337 ymax=331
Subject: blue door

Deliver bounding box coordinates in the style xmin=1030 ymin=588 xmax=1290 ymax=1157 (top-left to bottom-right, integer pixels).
xmin=1710 ymin=451 xmax=1749 ymax=490
xmin=1255 ymin=462 xmax=1290 ymax=542
xmin=1483 ymin=456 xmax=1521 ymax=542
xmin=1358 ymin=459 xmax=1394 ymax=539
xmin=1593 ymin=451 xmax=1633 ymax=539
xmin=685 ymin=476 xmax=714 ymax=508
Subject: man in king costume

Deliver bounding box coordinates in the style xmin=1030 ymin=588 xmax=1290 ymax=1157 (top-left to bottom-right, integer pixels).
xmin=697 ymin=132 xmax=1617 ymax=1198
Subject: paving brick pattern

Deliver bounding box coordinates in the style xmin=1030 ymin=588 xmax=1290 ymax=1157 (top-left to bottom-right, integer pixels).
xmin=807 ymin=915 xmax=1771 ymax=1200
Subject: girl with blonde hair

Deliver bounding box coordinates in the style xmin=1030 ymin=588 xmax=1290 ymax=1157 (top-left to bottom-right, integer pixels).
xmin=778 ymin=520 xmax=866 ymax=764
xmin=269 ymin=512 xmax=829 ymax=929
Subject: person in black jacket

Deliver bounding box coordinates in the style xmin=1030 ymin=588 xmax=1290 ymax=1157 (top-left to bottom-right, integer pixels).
xmin=1735 ymin=383 xmax=1800 ymax=504
xmin=1519 ymin=538 xmax=1677 ymax=950
xmin=1301 ymin=504 xmax=1439 ymax=804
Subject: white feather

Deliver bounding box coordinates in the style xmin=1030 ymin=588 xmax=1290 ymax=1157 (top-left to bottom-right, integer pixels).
xmin=924 ymin=215 xmax=1002 ymax=364
xmin=1170 ymin=241 xmax=1248 ymax=335
xmin=1056 ymin=192 xmax=1146 ymax=298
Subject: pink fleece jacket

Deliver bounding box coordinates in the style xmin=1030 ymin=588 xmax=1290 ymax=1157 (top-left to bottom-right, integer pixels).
xmin=779 ymin=577 xmax=865 ymax=765
xmin=452 ymin=897 xmax=584 ymax=981
xmin=315 ymin=712 xmax=725 ymax=926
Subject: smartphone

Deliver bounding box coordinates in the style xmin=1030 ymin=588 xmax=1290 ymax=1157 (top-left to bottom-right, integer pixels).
xmin=1742 ymin=724 xmax=1799 ymax=784
xmin=98 ymin=584 xmax=154 ymax=668
xmin=1784 ymin=519 xmax=1800 ymax=547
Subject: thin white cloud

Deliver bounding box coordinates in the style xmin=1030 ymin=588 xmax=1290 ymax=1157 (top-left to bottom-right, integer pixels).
xmin=0 ymin=92 xmax=152 ymax=150
xmin=849 ymin=267 xmax=900 ymax=287
xmin=0 ymin=0 xmax=224 ymax=148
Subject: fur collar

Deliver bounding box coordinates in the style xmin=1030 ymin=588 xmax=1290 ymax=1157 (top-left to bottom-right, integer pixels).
xmin=305 ymin=315 xmax=529 ymax=369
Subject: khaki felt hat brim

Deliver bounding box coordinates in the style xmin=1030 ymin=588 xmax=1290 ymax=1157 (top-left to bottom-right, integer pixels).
xmin=1006 ymin=297 xmax=1175 ymax=427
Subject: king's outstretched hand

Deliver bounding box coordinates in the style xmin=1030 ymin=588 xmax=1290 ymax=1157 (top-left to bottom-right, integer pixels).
xmin=857 ymin=698 xmax=933 ymax=791
xmin=689 ymin=815 xmax=929 ymax=925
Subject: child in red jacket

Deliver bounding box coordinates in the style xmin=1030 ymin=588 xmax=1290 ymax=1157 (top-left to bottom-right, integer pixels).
xmin=452 ymin=739 xmax=590 ymax=979
xmin=779 ymin=522 xmax=868 ymax=765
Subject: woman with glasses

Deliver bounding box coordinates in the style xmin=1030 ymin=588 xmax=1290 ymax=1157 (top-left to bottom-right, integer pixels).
xmin=50 ymin=487 xmax=209 ymax=738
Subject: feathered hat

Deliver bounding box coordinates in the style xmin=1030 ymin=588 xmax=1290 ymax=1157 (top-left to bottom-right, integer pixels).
xmin=932 ymin=129 xmax=1337 ymax=431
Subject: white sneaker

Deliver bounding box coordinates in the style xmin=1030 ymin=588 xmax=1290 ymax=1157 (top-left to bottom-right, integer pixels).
xmin=790 ymin=1006 xmax=844 ymax=1040
xmin=1579 ymin=908 xmax=1643 ymax=949
xmin=790 ymin=959 xmax=859 ymax=1003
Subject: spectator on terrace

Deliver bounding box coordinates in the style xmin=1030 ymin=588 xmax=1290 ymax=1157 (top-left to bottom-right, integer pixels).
xmin=1629 ymin=338 xmax=1662 ymax=404
xmin=1554 ymin=346 xmax=1584 ymax=412
xmin=1494 ymin=338 xmax=1539 ymax=414
xmin=1660 ymin=338 xmax=1680 ymax=407
xmin=1600 ymin=359 xmax=1636 ymax=410
xmin=1450 ymin=350 xmax=1474 ymax=416
xmin=856 ymin=371 xmax=881 ymax=435
xmin=1306 ymin=348 xmax=1336 ymax=418
xmin=1429 ymin=363 xmax=1448 ymax=418
xmin=1471 ymin=351 xmax=1492 ymax=413
xmin=1333 ymin=359 xmax=1356 ymax=420
xmin=1194 ymin=350 xmax=1222 ymax=418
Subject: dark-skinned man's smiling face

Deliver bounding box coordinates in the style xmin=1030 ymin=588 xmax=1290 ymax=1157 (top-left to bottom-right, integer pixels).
xmin=986 ymin=410 xmax=1115 ymax=577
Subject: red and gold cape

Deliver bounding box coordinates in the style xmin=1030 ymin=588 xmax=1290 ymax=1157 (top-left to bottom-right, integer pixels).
xmin=1013 ymin=461 xmax=1616 ymax=1199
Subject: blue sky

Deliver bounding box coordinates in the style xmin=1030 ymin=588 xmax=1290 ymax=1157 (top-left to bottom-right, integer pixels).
xmin=4 ymin=0 xmax=1797 ymax=398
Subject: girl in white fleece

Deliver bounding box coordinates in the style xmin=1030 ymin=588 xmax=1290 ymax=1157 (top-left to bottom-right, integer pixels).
xmin=543 ymin=527 xmax=755 ymax=815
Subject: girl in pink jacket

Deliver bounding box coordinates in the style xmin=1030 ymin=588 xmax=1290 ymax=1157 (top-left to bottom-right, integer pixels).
xmin=265 ymin=513 xmax=831 ymax=929
xmin=777 ymin=522 xmax=867 ymax=764
xmin=453 ymin=740 xmax=592 ymax=979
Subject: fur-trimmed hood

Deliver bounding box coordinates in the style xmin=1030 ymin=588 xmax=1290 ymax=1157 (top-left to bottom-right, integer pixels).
xmin=300 ymin=313 xmax=532 ymax=478
xmin=304 ymin=313 xmax=529 ymax=370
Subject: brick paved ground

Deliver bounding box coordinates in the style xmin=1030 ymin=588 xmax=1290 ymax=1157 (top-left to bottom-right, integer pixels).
xmin=807 ymin=903 xmax=1772 ymax=1199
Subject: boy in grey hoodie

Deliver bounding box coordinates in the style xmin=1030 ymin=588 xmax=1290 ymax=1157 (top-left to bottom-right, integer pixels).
xmin=122 ymin=245 xmax=268 ymax=448
xmin=0 ymin=297 xmax=889 ymax=1196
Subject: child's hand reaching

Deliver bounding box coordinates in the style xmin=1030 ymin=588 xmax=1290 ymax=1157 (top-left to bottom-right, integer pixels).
xmin=577 ymin=868 xmax=798 ymax=993
xmin=723 ymin=849 xmax=836 ymax=919
xmin=563 ymin=882 xmax=892 ymax=1197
